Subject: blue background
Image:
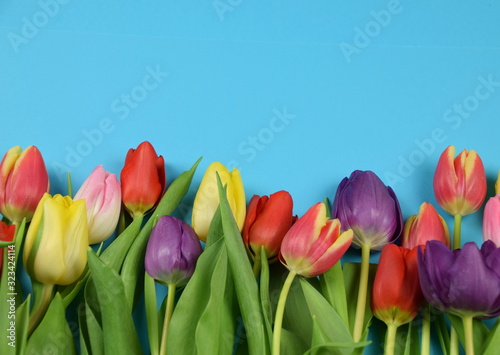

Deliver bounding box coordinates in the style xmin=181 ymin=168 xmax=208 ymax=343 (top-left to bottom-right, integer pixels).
xmin=1 ymin=1 xmax=500 ymax=354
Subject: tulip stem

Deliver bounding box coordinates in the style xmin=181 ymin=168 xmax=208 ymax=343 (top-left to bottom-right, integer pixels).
xmin=160 ymin=283 xmax=176 ymax=355
xmin=384 ymin=323 xmax=398 ymax=355
xmin=450 ymin=328 xmax=459 ymax=355
xmin=421 ymin=305 xmax=431 ymax=355
xmin=453 ymin=214 xmax=462 ymax=250
xmin=272 ymin=270 xmax=297 ymax=355
xmin=28 ymin=283 xmax=54 ymax=335
xmin=252 ymin=249 xmax=262 ymax=279
xmin=462 ymin=315 xmax=474 ymax=355
xmin=353 ymin=243 xmax=371 ymax=343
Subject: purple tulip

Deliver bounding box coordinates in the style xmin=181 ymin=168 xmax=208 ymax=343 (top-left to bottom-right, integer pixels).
xmin=332 ymin=170 xmax=403 ymax=250
xmin=418 ymin=240 xmax=500 ymax=318
xmin=145 ymin=215 xmax=203 ymax=287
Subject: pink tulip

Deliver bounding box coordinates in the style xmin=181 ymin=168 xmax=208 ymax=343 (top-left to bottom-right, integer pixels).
xmin=74 ymin=165 xmax=121 ymax=244
xmin=483 ymin=195 xmax=500 ymax=247
xmin=402 ymin=202 xmax=450 ymax=249
xmin=0 ymin=146 xmax=50 ymax=222
xmin=279 ymin=202 xmax=353 ymax=278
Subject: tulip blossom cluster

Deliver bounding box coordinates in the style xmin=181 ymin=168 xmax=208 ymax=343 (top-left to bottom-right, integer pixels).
xmin=2 ymin=142 xmax=500 ymax=355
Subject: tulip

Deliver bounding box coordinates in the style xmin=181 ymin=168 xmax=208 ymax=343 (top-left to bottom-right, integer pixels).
xmin=145 ymin=215 xmax=202 ymax=287
xmin=23 ymin=193 xmax=89 ymax=286
xmin=418 ymin=240 xmax=500 ymax=318
xmin=332 ymin=169 xmax=403 ymax=343
xmin=0 ymin=146 xmax=50 ymax=223
xmin=121 ymin=141 xmax=166 ymax=218
xmin=483 ymin=194 xmax=500 ymax=247
xmin=279 ymin=202 xmax=353 ymax=278
xmin=0 ymin=221 xmax=16 ymax=278
xmin=332 ymin=170 xmax=403 ymax=251
xmin=418 ymin=240 xmax=500 ymax=355
xmin=402 ymin=202 xmax=450 ymax=249
xmin=433 ymin=145 xmax=486 ymax=217
xmin=242 ymin=191 xmax=294 ymax=264
xmin=273 ymin=202 xmax=353 ymax=355
xmin=192 ymin=162 xmax=245 ymax=242
xmin=74 ymin=165 xmax=121 ymax=244
xmin=145 ymin=215 xmax=202 ymax=355
xmin=372 ymin=244 xmax=423 ymax=325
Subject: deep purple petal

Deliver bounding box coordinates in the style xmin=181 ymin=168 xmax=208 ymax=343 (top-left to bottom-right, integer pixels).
xmin=447 ymin=242 xmax=500 ymax=316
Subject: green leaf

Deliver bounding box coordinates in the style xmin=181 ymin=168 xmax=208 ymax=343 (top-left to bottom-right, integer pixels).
xmin=448 ymin=314 xmax=489 ymax=355
xmin=26 ymin=293 xmax=77 ymax=355
xmin=434 ymin=312 xmax=450 ymax=355
xmin=78 ymin=298 xmax=104 ymax=355
xmin=343 ymin=262 xmax=376 ymax=338
xmin=216 ymin=174 xmax=269 ymax=355
xmin=167 ymin=238 xmax=236 ymax=354
xmin=319 ymin=261 xmax=349 ymax=329
xmin=15 ymin=295 xmax=30 ymax=355
xmin=280 ymin=328 xmax=308 ymax=355
xmin=259 ymin=247 xmax=273 ymax=344
xmin=86 ymin=248 xmax=142 ymax=355
xmin=195 ymin=246 xmax=237 ymax=355
xmin=402 ymin=322 xmax=421 ymax=355
xmin=205 ymin=206 xmax=223 ymax=248
xmin=121 ymin=157 xmax=201 ymax=309
xmin=144 ymin=272 xmax=160 ymax=355
xmin=299 ymin=277 xmax=356 ymax=354
xmin=482 ymin=317 xmax=500 ymax=355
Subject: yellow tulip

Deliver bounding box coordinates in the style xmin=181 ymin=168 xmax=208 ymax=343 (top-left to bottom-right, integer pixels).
xmin=24 ymin=193 xmax=89 ymax=285
xmin=192 ymin=162 xmax=245 ymax=242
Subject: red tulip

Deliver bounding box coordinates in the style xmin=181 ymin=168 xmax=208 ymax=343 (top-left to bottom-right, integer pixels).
xmin=120 ymin=141 xmax=166 ymax=218
xmin=433 ymin=145 xmax=486 ymax=216
xmin=0 ymin=221 xmax=16 ymax=278
xmin=242 ymin=191 xmax=294 ymax=261
xmin=402 ymin=202 xmax=450 ymax=249
xmin=279 ymin=203 xmax=353 ymax=278
xmin=371 ymin=244 xmax=423 ymax=325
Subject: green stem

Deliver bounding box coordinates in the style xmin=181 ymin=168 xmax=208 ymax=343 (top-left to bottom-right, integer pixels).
xmin=67 ymin=171 xmax=73 ymax=197
xmin=272 ymin=270 xmax=297 ymax=355
xmin=462 ymin=315 xmax=474 ymax=355
xmin=385 ymin=323 xmax=398 ymax=355
xmin=252 ymin=248 xmax=262 ymax=279
xmin=421 ymin=305 xmax=431 ymax=355
xmin=453 ymin=214 xmax=462 ymax=250
xmin=28 ymin=283 xmax=54 ymax=335
xmin=450 ymin=328 xmax=459 ymax=355
xmin=353 ymin=243 xmax=371 ymax=342
xmin=159 ymin=283 xmax=176 ymax=355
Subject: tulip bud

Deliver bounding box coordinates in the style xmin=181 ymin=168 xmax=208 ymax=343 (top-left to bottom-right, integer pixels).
xmin=402 ymin=202 xmax=450 ymax=249
xmin=279 ymin=203 xmax=353 ymax=278
xmin=0 ymin=221 xmax=16 ymax=278
xmin=418 ymin=240 xmax=500 ymax=318
xmin=433 ymin=145 xmax=486 ymax=217
xmin=332 ymin=170 xmax=403 ymax=251
xmin=0 ymin=146 xmax=50 ymax=223
xmin=192 ymin=162 xmax=245 ymax=242
xmin=145 ymin=215 xmax=202 ymax=287
xmin=371 ymin=244 xmax=423 ymax=326
xmin=74 ymin=165 xmax=121 ymax=244
xmin=242 ymin=191 xmax=294 ymax=261
xmin=23 ymin=193 xmax=89 ymax=285
xmin=120 ymin=141 xmax=166 ymax=218
xmin=483 ymin=194 xmax=500 ymax=247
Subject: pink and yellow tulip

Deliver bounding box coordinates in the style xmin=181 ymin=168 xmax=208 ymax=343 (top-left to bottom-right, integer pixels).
xmin=279 ymin=202 xmax=353 ymax=278
xmin=0 ymin=146 xmax=50 ymax=223
xmin=433 ymin=145 xmax=486 ymax=217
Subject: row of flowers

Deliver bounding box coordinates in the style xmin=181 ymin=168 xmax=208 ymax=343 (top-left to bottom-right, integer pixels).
xmin=1 ymin=142 xmax=499 ymax=355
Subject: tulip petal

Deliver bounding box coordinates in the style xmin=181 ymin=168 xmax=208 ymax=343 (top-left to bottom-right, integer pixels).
xmin=372 ymin=244 xmax=405 ymax=312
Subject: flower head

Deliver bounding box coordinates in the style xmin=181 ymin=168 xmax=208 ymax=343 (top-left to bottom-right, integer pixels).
xmin=332 ymin=170 xmax=403 ymax=250
xmin=145 ymin=216 xmax=202 ymax=287
xmin=0 ymin=146 xmax=50 ymax=222
xmin=402 ymin=202 xmax=450 ymax=249
xmin=433 ymin=145 xmax=486 ymax=216
xmin=279 ymin=202 xmax=353 ymax=278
